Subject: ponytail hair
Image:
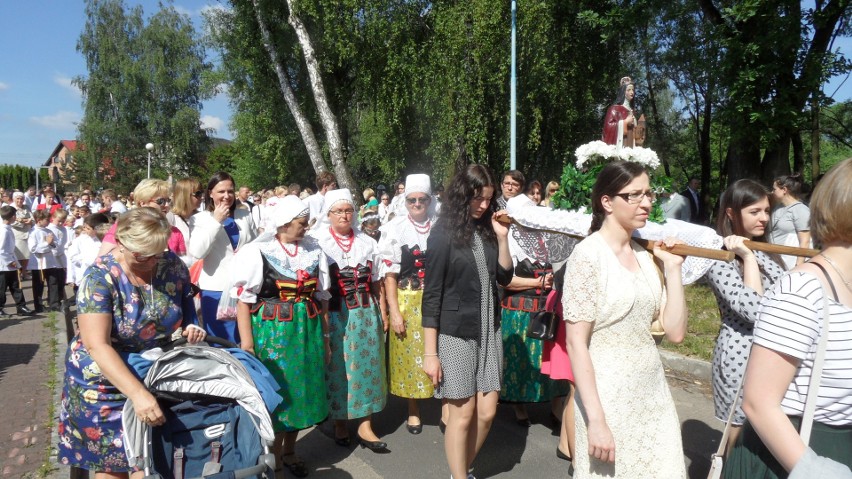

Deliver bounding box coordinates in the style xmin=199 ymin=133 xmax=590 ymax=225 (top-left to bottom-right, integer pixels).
xmin=589 ymin=161 xmax=648 ymax=234
xmin=773 ymin=172 xmax=807 ymax=200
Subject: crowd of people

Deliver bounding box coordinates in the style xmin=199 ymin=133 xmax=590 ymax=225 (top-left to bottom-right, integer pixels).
xmin=23 ymin=155 xmax=849 ymax=479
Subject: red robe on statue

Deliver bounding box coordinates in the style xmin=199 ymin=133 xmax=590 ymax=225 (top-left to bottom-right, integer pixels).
xmin=602 ymin=104 xmax=633 ymax=146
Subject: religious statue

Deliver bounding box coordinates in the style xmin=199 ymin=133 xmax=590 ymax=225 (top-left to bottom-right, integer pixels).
xmin=602 ymin=76 xmax=645 ymax=148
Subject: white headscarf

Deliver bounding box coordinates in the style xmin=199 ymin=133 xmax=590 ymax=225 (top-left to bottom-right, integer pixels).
xmin=404 ymin=174 xmax=431 ymax=198
xmin=311 ymin=189 xmax=355 ymax=232
xmin=272 ymin=195 xmax=309 ymax=228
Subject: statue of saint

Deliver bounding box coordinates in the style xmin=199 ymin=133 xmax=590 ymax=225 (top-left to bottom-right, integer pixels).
xmin=602 ymin=77 xmax=645 ymax=148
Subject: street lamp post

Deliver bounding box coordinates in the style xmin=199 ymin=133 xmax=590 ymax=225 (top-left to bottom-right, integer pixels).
xmin=146 ymin=143 xmax=154 ymax=179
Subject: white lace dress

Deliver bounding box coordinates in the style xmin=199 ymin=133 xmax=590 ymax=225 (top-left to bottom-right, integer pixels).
xmin=563 ymin=234 xmax=685 ymax=478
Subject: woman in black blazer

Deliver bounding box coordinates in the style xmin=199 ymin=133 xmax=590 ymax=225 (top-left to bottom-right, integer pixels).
xmin=422 ymin=164 xmax=513 ymax=479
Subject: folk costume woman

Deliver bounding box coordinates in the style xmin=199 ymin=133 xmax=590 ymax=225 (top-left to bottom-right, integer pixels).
xmin=234 ymin=196 xmax=330 ymax=477
xmin=500 ymin=194 xmax=570 ymax=425
xmin=379 ymin=173 xmax=437 ymax=435
xmin=602 ymin=77 xmax=637 ymax=148
xmin=312 ymin=189 xmax=388 ymax=451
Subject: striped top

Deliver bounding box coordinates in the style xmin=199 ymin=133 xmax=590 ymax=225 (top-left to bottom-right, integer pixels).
xmin=754 ymin=271 xmax=852 ymax=426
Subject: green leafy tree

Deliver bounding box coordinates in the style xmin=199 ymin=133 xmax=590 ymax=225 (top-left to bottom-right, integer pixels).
xmin=74 ymin=0 xmax=212 ymax=193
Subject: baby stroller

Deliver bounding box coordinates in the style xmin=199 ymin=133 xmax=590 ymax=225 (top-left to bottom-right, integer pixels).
xmin=123 ymin=337 xmax=277 ymax=479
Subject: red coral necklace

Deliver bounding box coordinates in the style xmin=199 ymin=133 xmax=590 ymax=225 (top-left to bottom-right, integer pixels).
xmin=329 ymin=227 xmax=354 ymax=254
xmin=408 ymin=215 xmax=431 ymax=235
xmin=279 ymin=238 xmax=299 ymax=257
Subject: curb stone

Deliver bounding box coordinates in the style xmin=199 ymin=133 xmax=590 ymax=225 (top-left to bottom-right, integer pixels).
xmin=659 ymin=349 xmax=711 ymax=382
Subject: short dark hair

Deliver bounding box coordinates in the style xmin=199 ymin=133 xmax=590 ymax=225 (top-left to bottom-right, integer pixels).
xmin=0 ymin=206 xmax=15 ymax=222
xmin=84 ymin=213 xmax=111 ymax=230
xmin=502 ymin=170 xmax=526 ymax=191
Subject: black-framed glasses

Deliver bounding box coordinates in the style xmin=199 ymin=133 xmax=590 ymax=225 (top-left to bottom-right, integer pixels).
xmin=193 ymin=190 xmax=204 ymax=199
xmin=612 ymin=191 xmax=656 ymax=204
xmin=153 ymin=197 xmax=172 ymax=206
xmin=406 ymin=197 xmax=431 ymax=205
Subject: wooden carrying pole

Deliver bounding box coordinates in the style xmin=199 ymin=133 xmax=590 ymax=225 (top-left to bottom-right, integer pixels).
xmin=498 ymin=216 xmax=819 ymax=262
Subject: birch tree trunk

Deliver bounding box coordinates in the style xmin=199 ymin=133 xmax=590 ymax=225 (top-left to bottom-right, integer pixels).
xmin=285 ymin=0 xmax=357 ymax=194
xmin=251 ymin=0 xmax=326 ymax=175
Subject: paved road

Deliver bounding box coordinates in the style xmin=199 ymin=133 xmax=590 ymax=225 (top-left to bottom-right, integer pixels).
xmin=0 ymin=279 xmax=723 ymax=479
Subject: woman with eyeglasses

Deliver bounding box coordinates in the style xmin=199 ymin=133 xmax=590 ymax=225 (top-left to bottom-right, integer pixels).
xmin=378 ymin=174 xmax=437 ymax=436
xmin=98 ymin=179 xmax=188 ymax=259
xmin=313 ymin=189 xmax=388 ymax=451
xmin=188 ymin=171 xmax=258 ymax=343
xmin=171 ymin=178 xmax=203 ymax=266
xmin=422 ymin=165 xmax=514 ymax=479
xmin=58 ymin=207 xmax=207 ymax=477
xmin=563 ymin=160 xmax=688 ymax=478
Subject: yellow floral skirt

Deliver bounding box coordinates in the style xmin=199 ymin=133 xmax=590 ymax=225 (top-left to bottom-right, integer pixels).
xmin=388 ymin=288 xmax=434 ymax=399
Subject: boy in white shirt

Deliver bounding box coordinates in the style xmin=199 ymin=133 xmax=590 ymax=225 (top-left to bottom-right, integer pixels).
xmin=0 ymin=206 xmax=31 ymax=316
xmin=28 ymin=209 xmax=63 ymax=312
xmin=67 ymin=213 xmax=110 ymax=296
xmin=48 ymin=209 xmax=70 ymax=307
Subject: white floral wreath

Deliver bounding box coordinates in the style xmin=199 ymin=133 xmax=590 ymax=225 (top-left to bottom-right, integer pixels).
xmin=574 ymin=140 xmax=660 ymax=170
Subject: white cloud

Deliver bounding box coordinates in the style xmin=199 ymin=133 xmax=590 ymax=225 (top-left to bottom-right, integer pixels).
xmin=200 ymin=115 xmax=224 ymax=133
xmin=173 ymin=5 xmax=194 ymax=17
xmin=54 ymin=74 xmax=81 ymax=97
xmin=29 ymin=111 xmax=80 ymax=130
xmin=0 ymin=82 xmax=9 ymax=91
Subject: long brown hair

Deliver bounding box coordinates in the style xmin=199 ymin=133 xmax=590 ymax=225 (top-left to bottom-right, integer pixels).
xmin=716 ymin=179 xmax=783 ymax=269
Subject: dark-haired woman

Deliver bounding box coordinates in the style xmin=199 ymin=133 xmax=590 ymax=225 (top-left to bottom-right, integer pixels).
xmin=602 ymin=77 xmax=637 ymax=148
xmin=707 ymin=179 xmax=787 ymax=455
xmin=564 ymin=160 xmax=687 ymax=478
xmin=422 ymin=164 xmax=514 ymax=479
xmin=770 ymin=173 xmax=811 ymax=269
xmin=188 ymin=171 xmax=257 ymax=343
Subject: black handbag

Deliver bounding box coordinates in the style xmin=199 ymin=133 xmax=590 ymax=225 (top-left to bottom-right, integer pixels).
xmin=526 ymin=276 xmax=557 ymax=341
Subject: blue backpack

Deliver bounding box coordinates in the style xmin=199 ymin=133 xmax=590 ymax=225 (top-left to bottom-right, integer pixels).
xmin=151 ymin=398 xmax=264 ymax=479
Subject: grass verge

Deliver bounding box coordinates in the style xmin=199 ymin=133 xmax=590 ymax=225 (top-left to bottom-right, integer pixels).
xmin=36 ymin=312 xmax=59 ymax=478
xmin=658 ymin=281 xmax=720 ymax=362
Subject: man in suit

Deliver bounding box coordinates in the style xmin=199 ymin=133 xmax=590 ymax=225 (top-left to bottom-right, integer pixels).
xmin=681 ymin=176 xmax=703 ymax=224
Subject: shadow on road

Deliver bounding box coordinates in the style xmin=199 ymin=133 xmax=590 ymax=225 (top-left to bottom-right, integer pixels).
xmin=682 ymin=418 xmax=722 ymax=479
xmin=0 ymin=342 xmax=39 ymax=381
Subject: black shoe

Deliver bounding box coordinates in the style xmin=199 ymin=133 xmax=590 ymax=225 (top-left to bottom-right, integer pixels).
xmin=556 ymin=447 xmax=571 ymax=462
xmin=33 ymin=305 xmax=44 ymax=313
xmin=406 ymin=423 xmax=422 ymax=435
xmin=0 ymin=311 xmax=9 ymax=318
xmin=334 ymin=435 xmax=350 ymax=447
xmin=16 ymin=307 xmax=33 ymax=315
xmin=439 ymin=420 xmax=446 ymax=434
xmin=357 ymin=435 xmax=387 ymax=451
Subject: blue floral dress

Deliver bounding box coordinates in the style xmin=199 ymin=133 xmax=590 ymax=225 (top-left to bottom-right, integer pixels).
xmin=58 ymin=252 xmax=196 ymax=472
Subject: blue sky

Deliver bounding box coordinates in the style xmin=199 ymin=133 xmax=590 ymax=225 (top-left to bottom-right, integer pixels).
xmin=0 ymin=2 xmax=849 ymax=170
xmin=0 ymin=0 xmax=233 ymax=169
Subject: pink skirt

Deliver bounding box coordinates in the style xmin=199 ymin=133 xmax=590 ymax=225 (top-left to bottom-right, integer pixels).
xmin=540 ymin=290 xmax=574 ymax=382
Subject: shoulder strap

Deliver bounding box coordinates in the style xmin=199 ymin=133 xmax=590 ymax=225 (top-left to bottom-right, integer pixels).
xmin=714 ymin=381 xmax=743 ymax=458
xmin=799 ymin=268 xmax=833 ymax=445
xmin=811 ymin=262 xmax=839 ymax=301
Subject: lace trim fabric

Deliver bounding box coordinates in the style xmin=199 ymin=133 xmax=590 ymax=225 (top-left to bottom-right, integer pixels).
xmin=511 ymin=205 xmax=723 ymax=285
